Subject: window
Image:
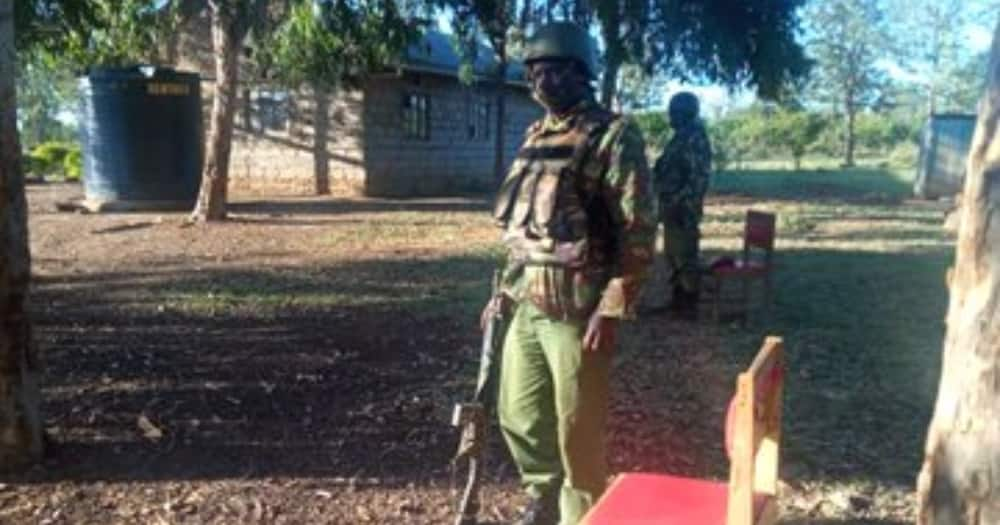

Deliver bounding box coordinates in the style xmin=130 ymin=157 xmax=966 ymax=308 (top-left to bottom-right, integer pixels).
xmin=242 ymin=89 xmax=290 ymax=133
xmin=467 ymin=95 xmax=490 ymax=141
xmin=254 ymin=90 xmax=290 ymax=132
xmin=402 ymin=93 xmax=430 ymax=140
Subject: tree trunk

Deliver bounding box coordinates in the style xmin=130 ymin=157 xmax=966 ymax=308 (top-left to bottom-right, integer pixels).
xmin=916 ymin=18 xmax=1000 ymax=525
xmin=0 ymin=0 xmax=44 ymax=471
xmin=597 ymin=5 xmax=622 ymax=109
xmin=191 ymin=1 xmax=242 ymax=222
xmin=493 ymin=60 xmax=508 ymax=186
xmin=600 ymin=53 xmax=621 ymax=110
xmin=843 ymin=106 xmax=856 ymax=167
xmin=313 ymin=87 xmax=330 ymax=195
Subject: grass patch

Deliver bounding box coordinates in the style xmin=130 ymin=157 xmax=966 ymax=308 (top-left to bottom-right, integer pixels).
xmin=712 ymin=167 xmax=913 ymax=202
xmin=696 ymin=186 xmax=953 ymax=487
xmin=153 ymin=254 xmax=505 ymax=320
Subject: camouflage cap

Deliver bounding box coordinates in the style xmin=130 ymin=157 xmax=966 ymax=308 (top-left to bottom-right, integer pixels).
xmin=523 ymin=22 xmax=598 ymax=78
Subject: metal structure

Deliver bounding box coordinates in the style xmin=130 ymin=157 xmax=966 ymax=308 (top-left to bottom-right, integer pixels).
xmin=79 ymin=66 xmax=203 ymax=211
xmin=914 ymin=113 xmax=976 ymax=200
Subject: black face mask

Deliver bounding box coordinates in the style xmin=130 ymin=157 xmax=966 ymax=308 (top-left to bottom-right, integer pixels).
xmin=529 ymin=61 xmax=586 ymax=113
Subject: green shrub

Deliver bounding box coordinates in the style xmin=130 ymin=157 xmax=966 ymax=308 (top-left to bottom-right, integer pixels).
xmin=888 ymin=143 xmax=919 ymax=169
xmin=26 ymin=141 xmax=82 ymax=180
xmin=22 ymin=155 xmax=43 ymax=177
xmin=63 ymin=148 xmax=82 ymax=181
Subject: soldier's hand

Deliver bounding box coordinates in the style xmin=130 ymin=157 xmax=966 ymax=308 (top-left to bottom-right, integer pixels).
xmin=583 ymin=313 xmax=617 ymax=353
xmin=479 ymin=294 xmax=511 ymax=331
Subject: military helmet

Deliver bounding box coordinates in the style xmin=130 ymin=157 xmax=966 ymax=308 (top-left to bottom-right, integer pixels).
xmin=668 ymin=92 xmax=700 ymax=120
xmin=523 ymin=22 xmax=598 ymax=79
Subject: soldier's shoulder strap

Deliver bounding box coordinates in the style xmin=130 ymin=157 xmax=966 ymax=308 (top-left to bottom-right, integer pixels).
xmin=571 ymin=108 xmax=620 ymax=174
xmin=567 ymin=108 xmax=626 ymax=215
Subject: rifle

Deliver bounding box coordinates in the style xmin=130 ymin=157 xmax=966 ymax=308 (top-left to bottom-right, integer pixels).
xmin=451 ymin=271 xmax=507 ymax=525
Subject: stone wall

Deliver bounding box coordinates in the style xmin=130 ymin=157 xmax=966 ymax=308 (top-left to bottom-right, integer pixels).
xmin=227 ymin=88 xmax=366 ymax=195
xmin=362 ymin=73 xmax=541 ymax=197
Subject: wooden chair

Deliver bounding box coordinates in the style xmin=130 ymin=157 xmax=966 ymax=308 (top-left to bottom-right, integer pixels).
xmin=703 ymin=210 xmax=776 ymax=323
xmin=581 ymin=336 xmax=785 ymax=525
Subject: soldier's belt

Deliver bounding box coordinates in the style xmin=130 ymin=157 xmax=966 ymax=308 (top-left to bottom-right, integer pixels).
xmin=504 ymin=232 xmax=588 ymax=267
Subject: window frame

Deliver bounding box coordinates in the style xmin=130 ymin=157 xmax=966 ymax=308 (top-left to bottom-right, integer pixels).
xmin=467 ymin=93 xmax=491 ymax=141
xmin=402 ymin=92 xmax=431 ymax=141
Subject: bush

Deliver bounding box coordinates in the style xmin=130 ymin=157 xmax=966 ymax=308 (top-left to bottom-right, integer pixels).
xmin=888 ymin=142 xmax=919 ymax=169
xmin=632 ymin=112 xmax=671 ymax=150
xmin=63 ymin=148 xmax=82 ymax=181
xmin=25 ymin=141 xmax=81 ymax=180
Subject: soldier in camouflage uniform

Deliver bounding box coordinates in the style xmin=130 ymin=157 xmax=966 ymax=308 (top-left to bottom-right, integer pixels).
xmin=481 ymin=22 xmax=656 ymax=525
xmin=653 ymin=92 xmax=712 ymax=320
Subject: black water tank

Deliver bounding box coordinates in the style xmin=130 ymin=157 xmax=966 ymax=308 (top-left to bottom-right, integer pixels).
xmin=79 ymin=66 xmax=203 ymax=209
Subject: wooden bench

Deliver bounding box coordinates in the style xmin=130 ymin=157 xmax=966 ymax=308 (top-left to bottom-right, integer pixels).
xmin=581 ymin=336 xmax=785 ymax=525
xmin=703 ymin=210 xmax=777 ymax=323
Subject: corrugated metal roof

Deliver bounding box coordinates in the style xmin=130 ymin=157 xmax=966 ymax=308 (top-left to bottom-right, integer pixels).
xmin=403 ymin=31 xmax=527 ymax=84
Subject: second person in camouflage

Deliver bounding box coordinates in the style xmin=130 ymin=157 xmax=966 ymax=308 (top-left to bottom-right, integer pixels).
xmin=653 ymin=92 xmax=712 ymax=320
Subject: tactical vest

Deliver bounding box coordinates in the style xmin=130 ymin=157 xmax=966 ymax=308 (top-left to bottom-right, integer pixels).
xmin=494 ymin=107 xmax=619 ymax=269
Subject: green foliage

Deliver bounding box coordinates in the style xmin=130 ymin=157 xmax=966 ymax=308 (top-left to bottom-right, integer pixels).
xmin=887 ymin=0 xmax=972 ymax=114
xmin=632 ymin=111 xmax=670 ymax=150
xmin=762 ymin=108 xmax=826 ymax=168
xmin=617 ymin=64 xmax=665 ymax=110
xmin=706 ymin=107 xmax=768 ymax=169
xmin=434 ymin=0 xmax=810 ymax=106
xmin=939 ymin=51 xmax=989 ymax=113
xmin=705 ymin=106 xmax=922 ymax=168
xmin=19 ymin=0 xmax=179 ymax=68
xmin=645 ymin=0 xmax=811 ymax=101
xmin=804 ymin=0 xmax=890 ymax=165
xmin=258 ymin=0 xmax=419 ymax=91
xmin=706 ymin=123 xmax=731 ymax=173
xmin=805 ymin=0 xmax=890 ymax=111
xmin=63 ymin=147 xmax=82 ymax=181
xmin=25 ymin=141 xmax=81 ymax=180
xmin=888 ymin=142 xmax=919 ymax=169
xmin=853 ymin=113 xmax=897 ymax=153
xmin=16 ymin=51 xmax=77 ymax=148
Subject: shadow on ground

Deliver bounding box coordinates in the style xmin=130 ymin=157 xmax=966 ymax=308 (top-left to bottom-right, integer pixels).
xmin=6 ymin=225 xmax=947 ymax=525
xmin=6 ymin=254 xmax=504 ymax=488
xmin=228 ymin=197 xmax=490 ymax=218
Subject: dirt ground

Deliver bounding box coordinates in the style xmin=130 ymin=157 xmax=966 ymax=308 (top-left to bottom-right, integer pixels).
xmin=1 ymin=182 xmax=941 ymax=524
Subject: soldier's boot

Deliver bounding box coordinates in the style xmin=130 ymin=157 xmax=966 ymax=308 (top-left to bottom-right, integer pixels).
xmin=513 ymin=491 xmax=560 ymax=525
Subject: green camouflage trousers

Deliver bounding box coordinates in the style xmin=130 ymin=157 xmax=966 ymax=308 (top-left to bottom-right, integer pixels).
xmin=663 ymin=223 xmax=701 ymax=295
xmin=498 ymin=301 xmax=612 ymax=525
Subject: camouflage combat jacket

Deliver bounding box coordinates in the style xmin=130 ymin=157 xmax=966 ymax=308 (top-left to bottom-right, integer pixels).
xmin=653 ymin=119 xmax=712 ymax=229
xmin=494 ymin=98 xmax=656 ymax=321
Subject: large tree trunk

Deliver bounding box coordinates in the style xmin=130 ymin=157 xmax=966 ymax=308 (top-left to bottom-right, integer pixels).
xmin=916 ymin=17 xmax=1000 ymax=525
xmin=190 ymin=1 xmax=242 ymax=222
xmin=0 ymin=0 xmax=44 ymax=471
xmin=313 ymin=87 xmax=331 ymax=195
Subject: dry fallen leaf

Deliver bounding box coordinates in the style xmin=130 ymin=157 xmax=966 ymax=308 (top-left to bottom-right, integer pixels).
xmin=137 ymin=414 xmax=163 ymax=441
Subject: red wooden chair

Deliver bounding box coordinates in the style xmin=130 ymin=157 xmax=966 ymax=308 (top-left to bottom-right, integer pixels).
xmin=581 ymin=336 xmax=785 ymax=525
xmin=703 ymin=210 xmax=776 ymax=323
